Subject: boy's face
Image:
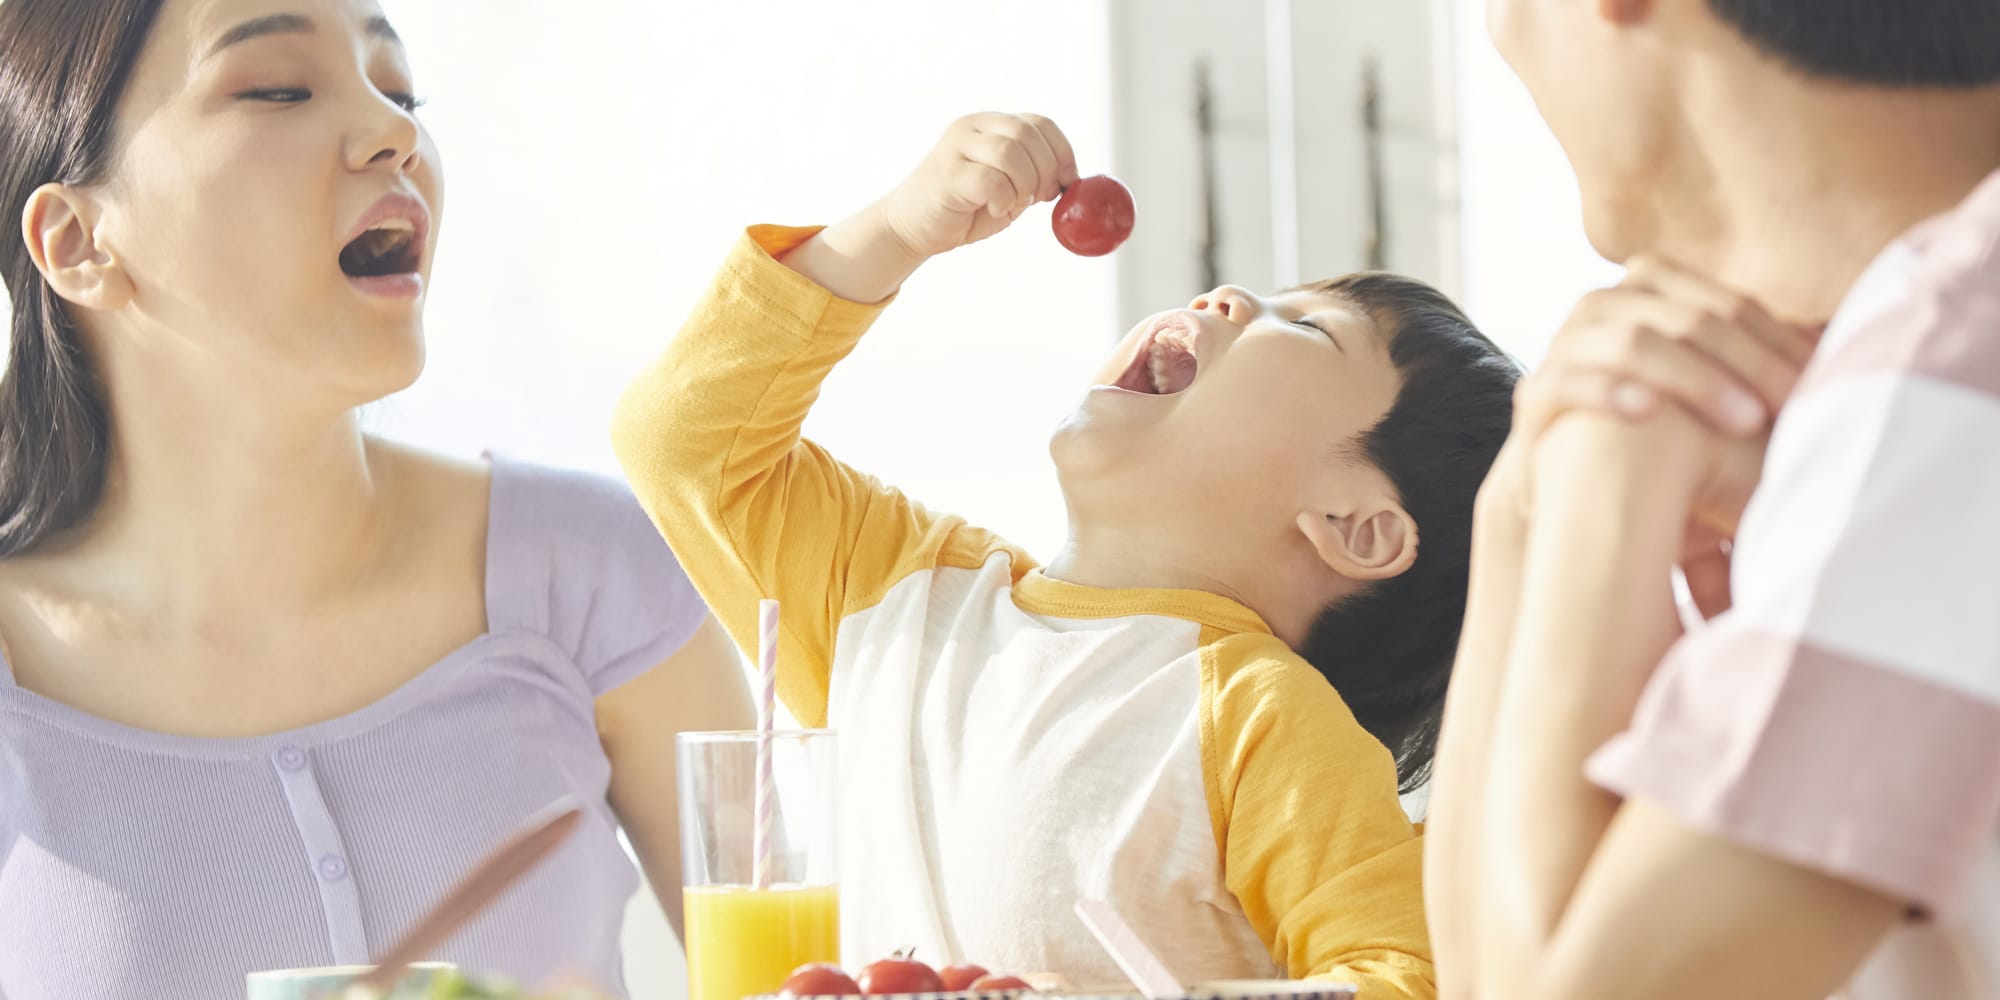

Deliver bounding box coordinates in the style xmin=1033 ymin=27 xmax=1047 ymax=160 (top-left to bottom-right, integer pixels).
xmin=1487 ymin=0 xmax=1683 ymax=260
xmin=1051 ymin=284 xmax=1401 ymax=546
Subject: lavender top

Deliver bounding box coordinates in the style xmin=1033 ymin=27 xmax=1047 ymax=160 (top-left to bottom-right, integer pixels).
xmin=0 ymin=457 xmax=709 ymax=1000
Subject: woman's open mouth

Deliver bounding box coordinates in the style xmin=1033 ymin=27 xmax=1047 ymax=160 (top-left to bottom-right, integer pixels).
xmin=339 ymin=221 xmax=422 ymax=280
xmin=339 ymin=193 xmax=431 ymax=300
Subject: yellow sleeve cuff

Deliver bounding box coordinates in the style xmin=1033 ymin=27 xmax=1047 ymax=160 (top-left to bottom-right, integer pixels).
xmin=721 ymin=224 xmax=894 ymax=344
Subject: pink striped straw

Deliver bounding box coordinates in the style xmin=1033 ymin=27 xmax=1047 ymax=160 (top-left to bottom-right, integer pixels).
xmin=752 ymin=599 xmax=780 ymax=890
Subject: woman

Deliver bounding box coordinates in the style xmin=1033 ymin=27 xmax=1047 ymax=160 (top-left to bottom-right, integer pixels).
xmin=0 ymin=0 xmax=752 ymax=996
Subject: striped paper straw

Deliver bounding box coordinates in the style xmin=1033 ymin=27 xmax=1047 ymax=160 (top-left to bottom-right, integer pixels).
xmin=752 ymin=599 xmax=779 ymax=890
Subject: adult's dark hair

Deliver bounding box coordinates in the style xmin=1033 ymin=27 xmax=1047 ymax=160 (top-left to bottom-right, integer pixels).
xmin=1294 ymin=273 xmax=1518 ymax=793
xmin=1707 ymin=0 xmax=2000 ymax=87
xmin=0 ymin=0 xmax=167 ymax=557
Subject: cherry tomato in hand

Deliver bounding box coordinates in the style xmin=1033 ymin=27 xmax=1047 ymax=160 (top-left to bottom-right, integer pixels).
xmin=938 ymin=965 xmax=990 ymax=992
xmin=1051 ymin=175 xmax=1136 ymax=257
xmin=782 ymin=963 xmax=863 ymax=997
xmin=859 ymin=955 xmax=945 ymax=995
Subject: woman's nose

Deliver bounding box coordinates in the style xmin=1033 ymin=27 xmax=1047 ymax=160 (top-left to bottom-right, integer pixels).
xmin=346 ymin=95 xmax=422 ymax=175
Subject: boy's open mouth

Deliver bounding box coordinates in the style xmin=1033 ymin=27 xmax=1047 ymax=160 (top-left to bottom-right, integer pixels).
xmin=1110 ymin=322 xmax=1200 ymax=396
xmin=339 ymin=221 xmax=422 ymax=278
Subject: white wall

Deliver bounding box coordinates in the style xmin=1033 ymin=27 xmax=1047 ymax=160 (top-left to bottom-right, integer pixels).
xmin=381 ymin=1 xmax=1118 ymax=564
xmin=1107 ymin=0 xmax=1459 ymax=316
xmin=377 ymin=3 xmax=1118 ymax=995
xmin=1449 ymin=0 xmax=1618 ymax=364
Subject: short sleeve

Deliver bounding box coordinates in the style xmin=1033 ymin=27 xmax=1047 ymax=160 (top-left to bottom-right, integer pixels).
xmin=485 ymin=456 xmax=713 ymax=696
xmin=1203 ymin=632 xmax=1435 ymax=995
xmin=1587 ymin=212 xmax=2000 ymax=919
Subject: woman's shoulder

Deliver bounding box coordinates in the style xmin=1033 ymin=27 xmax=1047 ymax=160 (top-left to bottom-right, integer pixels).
xmin=374 ymin=440 xmax=651 ymax=549
xmin=486 ymin=453 xmax=654 ymax=536
xmin=387 ymin=442 xmax=711 ymax=694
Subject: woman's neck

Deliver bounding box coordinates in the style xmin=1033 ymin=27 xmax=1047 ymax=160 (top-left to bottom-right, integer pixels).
xmin=31 ymin=385 xmax=402 ymax=632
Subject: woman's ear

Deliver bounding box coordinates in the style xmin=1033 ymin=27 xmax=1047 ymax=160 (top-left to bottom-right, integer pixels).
xmin=22 ymin=182 xmax=132 ymax=311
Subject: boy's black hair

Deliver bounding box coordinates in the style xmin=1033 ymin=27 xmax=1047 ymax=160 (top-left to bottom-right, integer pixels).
xmin=1707 ymin=0 xmax=2000 ymax=86
xmin=1294 ymin=273 xmax=1519 ymax=792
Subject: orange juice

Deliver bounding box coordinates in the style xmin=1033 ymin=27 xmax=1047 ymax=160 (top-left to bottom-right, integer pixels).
xmin=684 ymin=883 xmax=840 ymax=1000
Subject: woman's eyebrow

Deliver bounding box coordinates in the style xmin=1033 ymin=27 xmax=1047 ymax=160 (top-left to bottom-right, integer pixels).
xmin=205 ymin=13 xmax=401 ymax=62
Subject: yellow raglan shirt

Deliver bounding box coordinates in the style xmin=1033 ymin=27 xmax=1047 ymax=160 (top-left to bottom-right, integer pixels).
xmin=612 ymin=226 xmax=1435 ymax=999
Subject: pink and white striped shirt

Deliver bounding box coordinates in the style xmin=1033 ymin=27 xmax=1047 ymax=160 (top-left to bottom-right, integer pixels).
xmin=1587 ymin=169 xmax=2000 ymax=1000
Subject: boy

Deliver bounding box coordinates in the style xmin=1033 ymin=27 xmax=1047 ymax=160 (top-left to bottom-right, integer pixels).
xmin=615 ymin=113 xmax=1516 ymax=998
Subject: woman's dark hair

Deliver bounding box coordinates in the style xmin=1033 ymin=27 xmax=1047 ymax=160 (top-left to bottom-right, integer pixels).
xmin=1707 ymin=0 xmax=2000 ymax=86
xmin=0 ymin=0 xmax=167 ymax=557
xmin=1293 ymin=273 xmax=1519 ymax=793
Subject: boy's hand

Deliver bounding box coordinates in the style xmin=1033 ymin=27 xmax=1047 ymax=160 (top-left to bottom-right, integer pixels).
xmin=880 ymin=112 xmax=1079 ymax=261
xmin=781 ymin=112 xmax=1080 ymax=304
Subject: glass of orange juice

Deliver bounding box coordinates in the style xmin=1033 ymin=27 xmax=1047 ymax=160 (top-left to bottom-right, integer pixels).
xmin=678 ymin=729 xmax=839 ymax=1000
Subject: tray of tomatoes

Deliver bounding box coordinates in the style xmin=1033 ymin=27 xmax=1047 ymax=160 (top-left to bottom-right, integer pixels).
xmin=757 ymin=951 xmax=1354 ymax=1000
xmin=760 ymin=950 xmax=1032 ymax=1000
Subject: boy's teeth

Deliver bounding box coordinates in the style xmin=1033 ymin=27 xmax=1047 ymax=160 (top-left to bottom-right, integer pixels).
xmin=1149 ymin=354 xmax=1169 ymax=393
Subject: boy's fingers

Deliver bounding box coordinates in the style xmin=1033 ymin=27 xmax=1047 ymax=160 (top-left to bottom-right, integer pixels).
xmin=963 ymin=133 xmax=1041 ymax=216
xmin=977 ymin=115 xmax=1063 ymax=203
xmin=954 ymin=161 xmax=1021 ymax=221
xmin=1019 ymin=125 xmax=1064 ymax=203
xmin=1018 ymin=112 xmax=1081 ymax=189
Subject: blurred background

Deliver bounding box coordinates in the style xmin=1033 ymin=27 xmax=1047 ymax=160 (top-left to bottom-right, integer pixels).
xmin=381 ymin=0 xmax=1619 ymax=566
xmin=373 ymin=0 xmax=1618 ymax=992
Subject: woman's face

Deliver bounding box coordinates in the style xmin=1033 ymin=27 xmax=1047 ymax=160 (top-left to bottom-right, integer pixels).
xmin=87 ymin=0 xmax=442 ymax=408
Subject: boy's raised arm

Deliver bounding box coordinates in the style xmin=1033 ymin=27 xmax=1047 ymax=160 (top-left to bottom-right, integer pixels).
xmin=610 ymin=114 xmax=1075 ymax=725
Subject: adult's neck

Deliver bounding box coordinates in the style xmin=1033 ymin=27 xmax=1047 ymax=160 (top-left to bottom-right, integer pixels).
xmin=1644 ymin=71 xmax=2000 ymax=323
xmin=28 ymin=339 xmax=401 ymax=634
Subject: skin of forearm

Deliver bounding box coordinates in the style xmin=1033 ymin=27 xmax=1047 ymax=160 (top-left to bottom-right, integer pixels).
xmin=1468 ymin=409 xmax=1707 ymax=991
xmin=777 ymin=202 xmax=928 ymax=305
xmin=1427 ymin=460 xmax=1531 ymax=999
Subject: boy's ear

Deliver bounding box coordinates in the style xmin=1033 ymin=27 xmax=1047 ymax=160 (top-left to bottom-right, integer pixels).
xmin=1296 ymin=502 xmax=1418 ymax=582
xmin=22 ymin=182 xmax=132 ymax=311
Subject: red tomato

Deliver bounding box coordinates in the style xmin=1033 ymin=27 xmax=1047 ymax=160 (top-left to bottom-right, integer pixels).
xmin=782 ymin=963 xmax=863 ymax=997
xmin=1050 ymin=175 xmax=1136 ymax=257
xmin=859 ymin=955 xmax=945 ymax=995
xmin=937 ymin=965 xmax=989 ymax=992
xmin=969 ymin=975 xmax=1032 ymax=992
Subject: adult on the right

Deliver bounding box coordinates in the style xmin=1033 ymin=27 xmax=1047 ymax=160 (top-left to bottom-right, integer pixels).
xmin=1426 ymin=2 xmax=2000 ymax=999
